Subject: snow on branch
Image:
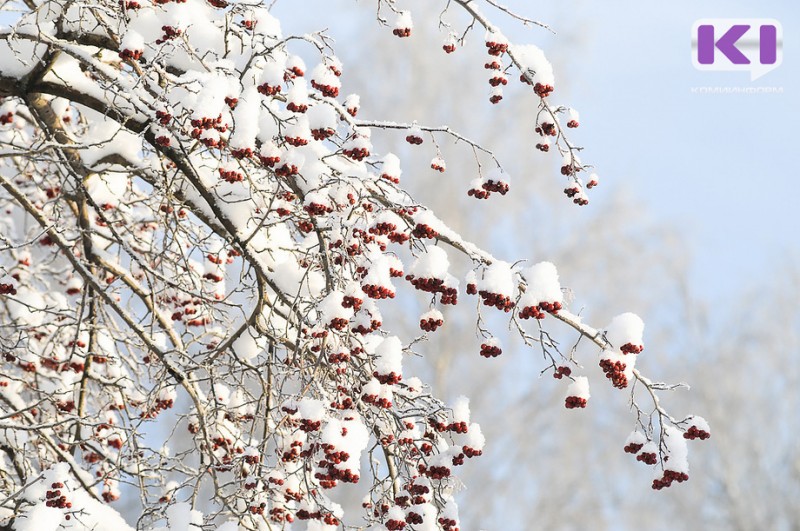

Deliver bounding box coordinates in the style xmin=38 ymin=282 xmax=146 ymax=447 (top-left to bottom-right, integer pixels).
xmin=0 ymin=0 xmax=706 ymax=528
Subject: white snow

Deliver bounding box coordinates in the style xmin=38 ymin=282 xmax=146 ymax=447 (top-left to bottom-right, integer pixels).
xmin=409 ymin=245 xmax=450 ymax=279
xmin=297 ymin=398 xmax=326 ymax=421
xmin=511 ymin=44 xmax=555 ymax=87
xmin=451 ymin=396 xmax=470 ymax=424
xmin=521 ymin=261 xmax=562 ymax=305
xmin=625 ymin=431 xmax=647 ymax=447
xmin=663 ymin=426 xmax=689 ymax=473
xmin=605 ymin=313 xmax=645 ymax=351
xmin=478 ymin=261 xmax=515 ymax=296
xmin=567 ymin=376 xmax=590 ymax=399
xmin=394 ymin=11 xmax=413 ymax=30
xmin=374 ymin=336 xmax=403 ymax=376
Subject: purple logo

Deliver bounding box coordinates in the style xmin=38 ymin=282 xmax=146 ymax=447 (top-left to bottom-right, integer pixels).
xmin=692 ymin=19 xmax=782 ymax=80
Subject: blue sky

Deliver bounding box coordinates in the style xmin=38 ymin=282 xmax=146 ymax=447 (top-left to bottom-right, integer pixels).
xmin=514 ymin=0 xmax=799 ymax=308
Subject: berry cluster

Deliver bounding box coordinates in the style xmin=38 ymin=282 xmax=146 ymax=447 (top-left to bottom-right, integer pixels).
xmin=0 ymin=283 xmax=17 ymax=295
xmin=343 ymin=146 xmax=369 ymax=161
xmin=467 ymin=185 xmax=490 ymax=199
xmin=230 ymin=147 xmax=252 ymax=159
xmin=652 ymin=470 xmax=689 ymax=490
xmin=361 ymin=284 xmax=395 ymax=300
xmin=259 ymin=150 xmax=281 ymax=171
xmin=296 ymin=510 xmax=339 ymax=526
xmin=257 ymin=82 xmax=281 ymax=96
xmin=341 ymin=295 xmax=363 ymax=312
xmin=405 ymin=133 xmax=423 ymax=145
xmin=119 ymin=48 xmax=143 ymax=61
xmin=328 ymin=317 xmax=348 ymax=331
xmin=381 ymin=171 xmax=400 ymax=184
xmin=430 ymin=159 xmax=446 ymax=172
xmin=393 ymin=28 xmax=411 ymax=38
xmin=45 ymin=482 xmax=72 ymax=510
xmin=140 ymin=395 xmax=174 ymax=419
xmin=443 ymin=43 xmax=456 ymax=54
xmin=286 ymin=101 xmax=308 ymax=113
xmin=419 ymin=315 xmax=444 ymax=332
xmin=351 ymin=317 xmax=381 ymax=335
xmin=552 ymin=366 xmax=572 ymax=379
xmin=304 ymin=202 xmax=332 ymax=216
xmin=463 ymin=445 xmax=482 ymax=458
xmin=155 ymin=25 xmax=182 ymax=44
xmin=218 ymin=168 xmax=244 ymax=183
xmin=536 ymin=122 xmax=557 ymax=137
xmin=190 ymin=114 xmax=227 ymax=147
xmin=683 ymin=425 xmax=710 ymax=440
xmin=421 ymin=464 xmax=450 ymax=480
xmin=274 ymin=161 xmax=299 ymax=177
xmin=485 ymin=39 xmax=508 ymax=56
xmin=1 ymin=112 xmax=14 ymax=125
xmin=315 ymin=449 xmax=359 ymax=488
xmin=405 ymin=275 xmax=458 ymax=305
xmin=533 ymin=82 xmax=554 ymax=98
xmin=489 ymin=73 xmax=507 ymax=87
xmin=477 ymin=290 xmax=514 ymax=312
xmin=520 ymin=300 xmax=562 ymax=320
xmin=563 ymin=183 xmax=588 ymax=205
xmin=310 ymin=79 xmax=339 ymax=98
xmin=311 ymin=127 xmax=335 ymax=141
xmin=623 ymin=442 xmax=644 ymax=454
xmin=284 ymin=134 xmax=308 ymax=147
xmin=479 ymin=343 xmax=502 ymax=358
xmin=620 ymin=342 xmax=643 ymax=355
xmin=362 ymin=393 xmax=392 ymax=409
xmin=412 ymin=223 xmax=438 ymax=239
xmin=327 ymin=351 xmax=350 ymax=365
xmin=438 ymin=517 xmax=458 ymax=531
xmin=567 ymin=119 xmax=580 ymax=128
xmin=368 ymin=221 xmax=397 ymax=236
xmin=249 ymin=502 xmax=267 ymax=515
xmin=482 ymin=179 xmax=509 ymax=195
xmin=373 ymin=370 xmax=402 ymax=385
xmin=636 ymin=451 xmax=657 ymax=465
xmin=599 ymin=358 xmax=628 ymax=389
xmin=564 ymin=396 xmax=587 ymax=409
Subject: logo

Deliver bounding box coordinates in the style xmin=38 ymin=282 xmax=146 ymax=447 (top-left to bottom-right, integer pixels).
xmin=692 ymin=19 xmax=782 ymax=80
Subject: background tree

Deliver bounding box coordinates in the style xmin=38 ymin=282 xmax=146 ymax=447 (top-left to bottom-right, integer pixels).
xmin=0 ymin=1 xmax=708 ymax=529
